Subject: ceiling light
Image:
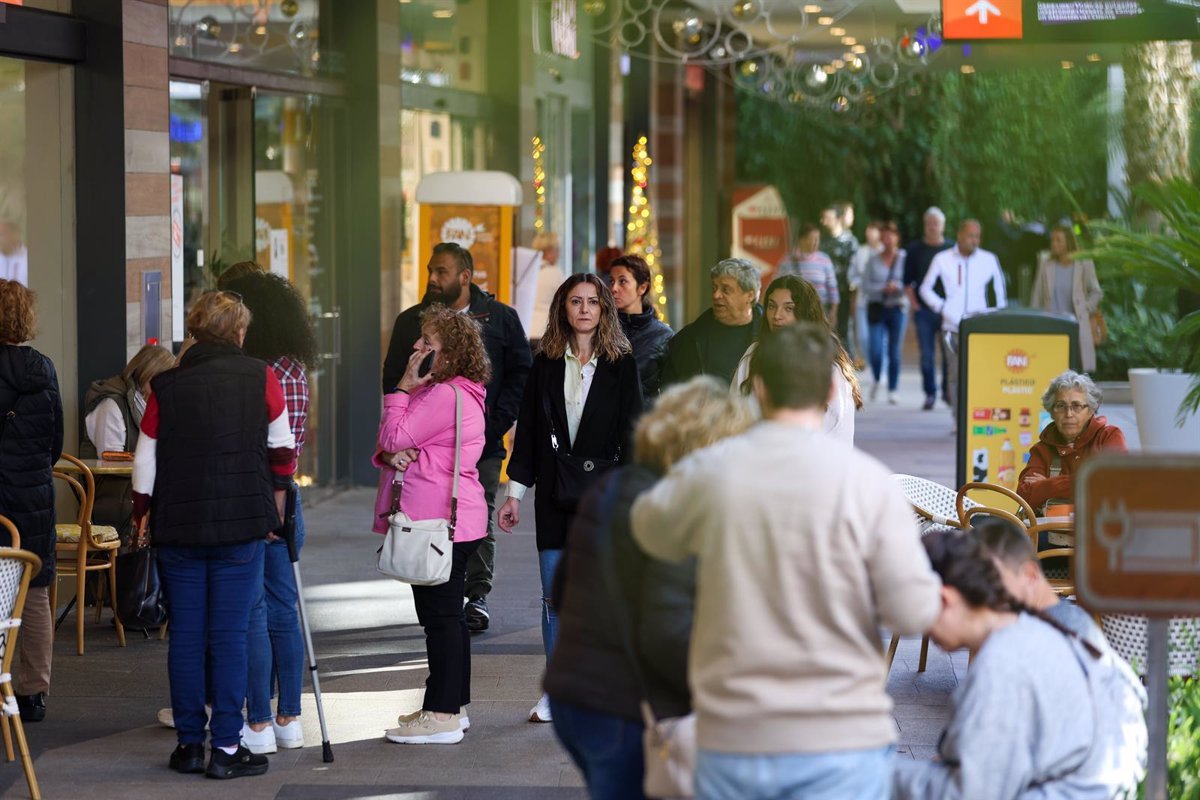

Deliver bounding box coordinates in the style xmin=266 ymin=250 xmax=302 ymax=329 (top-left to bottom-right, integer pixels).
xmin=851 ymin=44 xmax=866 ymax=54
xmin=960 ymin=64 xmax=975 ymax=74
xmin=817 ymin=16 xmax=834 ymax=25
xmin=830 ymin=26 xmax=846 ymax=36
xmin=1061 ymin=60 xmax=1074 ymax=69
xmin=804 ymin=4 xmax=822 ymax=12
xmin=831 ymin=58 xmax=845 ymax=68
xmin=1087 ymin=53 xmax=1101 ymax=62
xmin=841 ymin=36 xmax=856 ymax=45
xmin=432 ymin=8 xmax=454 ymax=18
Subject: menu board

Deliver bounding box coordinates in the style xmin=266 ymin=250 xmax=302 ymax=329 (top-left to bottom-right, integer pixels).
xmin=963 ymin=332 xmax=1070 ymax=493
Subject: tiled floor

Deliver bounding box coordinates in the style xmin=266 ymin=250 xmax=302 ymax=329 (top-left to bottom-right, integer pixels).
xmin=1 ymin=361 xmax=1136 ymax=798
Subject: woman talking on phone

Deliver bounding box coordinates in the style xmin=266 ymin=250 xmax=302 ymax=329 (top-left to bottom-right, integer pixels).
xmin=373 ymin=306 xmax=491 ymax=744
xmin=497 ymin=273 xmax=643 ymax=724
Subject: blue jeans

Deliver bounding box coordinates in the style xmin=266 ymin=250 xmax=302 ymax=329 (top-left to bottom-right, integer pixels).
xmin=915 ymin=306 xmax=942 ymax=400
xmin=158 ymin=540 xmax=265 ymax=748
xmin=696 ymin=746 xmax=893 ymax=800
xmin=247 ymin=488 xmax=306 ymax=724
xmin=854 ymin=295 xmax=869 ymax=364
xmin=868 ymin=306 xmax=907 ymax=392
xmin=550 ymin=698 xmax=646 ymax=800
xmin=539 ymin=548 xmax=563 ymax=661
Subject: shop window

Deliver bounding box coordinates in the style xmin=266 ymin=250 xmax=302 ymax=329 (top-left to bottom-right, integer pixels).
xmin=400 ymin=0 xmax=488 ymax=93
xmin=0 ymin=58 xmax=28 ymax=286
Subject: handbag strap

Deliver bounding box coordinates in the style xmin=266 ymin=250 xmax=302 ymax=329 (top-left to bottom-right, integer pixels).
xmin=387 ymin=384 xmax=463 ymax=538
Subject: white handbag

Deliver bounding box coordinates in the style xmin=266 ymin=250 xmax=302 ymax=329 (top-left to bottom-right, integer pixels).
xmin=377 ymin=385 xmax=461 ymax=586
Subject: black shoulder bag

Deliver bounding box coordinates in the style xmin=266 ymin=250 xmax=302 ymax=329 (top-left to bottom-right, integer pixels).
xmin=542 ymin=390 xmax=619 ymax=514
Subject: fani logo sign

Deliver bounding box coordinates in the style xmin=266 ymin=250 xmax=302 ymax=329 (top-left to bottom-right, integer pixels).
xmin=1005 ymin=349 xmax=1030 ymax=373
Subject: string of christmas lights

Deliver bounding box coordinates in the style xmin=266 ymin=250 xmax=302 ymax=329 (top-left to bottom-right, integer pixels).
xmin=626 ymin=135 xmax=668 ymax=324
xmin=532 ymin=135 xmax=546 ymax=232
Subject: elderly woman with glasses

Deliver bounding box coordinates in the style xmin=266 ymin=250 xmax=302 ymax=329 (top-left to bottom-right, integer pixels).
xmin=1017 ymin=370 xmax=1127 ymax=512
xmin=132 ymin=290 xmax=296 ymax=780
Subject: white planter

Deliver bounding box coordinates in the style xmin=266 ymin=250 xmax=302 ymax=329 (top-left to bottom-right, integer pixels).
xmin=1128 ymin=368 xmax=1200 ymax=453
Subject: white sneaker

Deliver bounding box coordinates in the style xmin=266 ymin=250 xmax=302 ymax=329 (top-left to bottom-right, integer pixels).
xmin=528 ymin=694 xmax=552 ymax=723
xmin=397 ymin=708 xmax=469 ymax=731
xmin=888 ymin=392 xmax=899 ymax=405
xmin=273 ymin=718 xmax=304 ymax=749
xmin=157 ymin=705 xmax=211 ymax=730
xmin=384 ymin=710 xmax=464 ymax=744
xmin=240 ymin=722 xmax=277 ymax=754
xmin=870 ymin=382 xmax=881 ymax=401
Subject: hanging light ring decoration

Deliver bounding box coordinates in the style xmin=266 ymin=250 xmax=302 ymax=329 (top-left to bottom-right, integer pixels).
xmin=652 ymin=6 xmax=723 ymax=60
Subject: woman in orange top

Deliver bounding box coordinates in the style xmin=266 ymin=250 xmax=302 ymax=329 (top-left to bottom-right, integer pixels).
xmin=1017 ymin=370 xmax=1127 ymax=511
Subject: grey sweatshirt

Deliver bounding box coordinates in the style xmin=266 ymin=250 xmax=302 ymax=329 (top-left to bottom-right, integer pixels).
xmin=893 ymin=614 xmax=1147 ymax=800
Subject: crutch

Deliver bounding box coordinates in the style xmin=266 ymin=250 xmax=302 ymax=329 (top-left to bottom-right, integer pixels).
xmin=280 ymin=484 xmax=334 ymax=762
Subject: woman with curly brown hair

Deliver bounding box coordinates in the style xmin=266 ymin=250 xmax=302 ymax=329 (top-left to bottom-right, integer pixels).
xmin=374 ymin=305 xmax=491 ymax=745
xmin=497 ymin=272 xmax=644 ymax=724
xmin=0 ymin=280 xmax=63 ymax=724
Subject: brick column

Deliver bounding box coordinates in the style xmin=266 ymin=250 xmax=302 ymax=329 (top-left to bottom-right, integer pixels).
xmin=121 ymin=0 xmax=171 ymax=360
xmin=650 ymin=54 xmax=685 ymax=326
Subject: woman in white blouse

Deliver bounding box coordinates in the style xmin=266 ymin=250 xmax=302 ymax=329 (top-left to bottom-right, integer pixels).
xmin=1031 ymin=225 xmax=1103 ymax=372
xmin=498 ymin=273 xmax=643 ymax=725
xmin=81 ymin=344 xmax=176 ymax=458
xmin=732 ymin=275 xmax=862 ymax=444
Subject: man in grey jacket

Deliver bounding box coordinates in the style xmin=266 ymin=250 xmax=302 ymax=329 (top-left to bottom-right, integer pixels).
xmin=632 ymin=324 xmax=941 ymax=800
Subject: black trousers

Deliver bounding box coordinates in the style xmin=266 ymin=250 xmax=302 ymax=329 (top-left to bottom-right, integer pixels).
xmin=411 ymin=539 xmax=482 ymax=713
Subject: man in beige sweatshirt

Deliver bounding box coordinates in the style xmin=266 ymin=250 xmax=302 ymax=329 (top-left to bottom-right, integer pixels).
xmin=631 ymin=323 xmax=941 ymax=800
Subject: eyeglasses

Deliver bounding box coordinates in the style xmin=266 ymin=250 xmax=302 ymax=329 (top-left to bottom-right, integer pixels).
xmin=1051 ymin=401 xmax=1090 ymax=416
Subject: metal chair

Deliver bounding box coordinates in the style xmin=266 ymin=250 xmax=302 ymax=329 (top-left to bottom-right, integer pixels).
xmin=0 ymin=515 xmax=44 ymax=799
xmin=50 ymin=454 xmax=125 ymax=654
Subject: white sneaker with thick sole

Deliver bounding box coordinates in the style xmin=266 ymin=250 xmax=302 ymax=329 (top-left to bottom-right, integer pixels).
xmin=397 ymin=708 xmax=469 ymax=731
xmin=241 ymin=722 xmax=278 ymax=754
xmin=157 ymin=705 xmax=211 ymax=730
xmin=385 ymin=710 xmax=464 ymax=744
xmin=273 ymin=718 xmax=304 ymax=749
xmin=528 ymin=694 xmax=552 ymax=723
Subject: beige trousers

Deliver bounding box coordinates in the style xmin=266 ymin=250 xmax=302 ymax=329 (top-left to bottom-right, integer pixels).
xmin=13 ymin=585 xmax=52 ymax=695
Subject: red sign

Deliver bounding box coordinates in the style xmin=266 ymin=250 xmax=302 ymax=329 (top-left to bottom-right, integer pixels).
xmin=731 ymin=185 xmax=791 ymax=290
xmin=943 ymin=0 xmax=1023 ymax=39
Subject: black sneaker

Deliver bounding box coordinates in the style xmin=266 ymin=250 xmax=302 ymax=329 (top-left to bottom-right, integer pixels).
xmin=169 ymin=743 xmax=206 ymax=774
xmin=205 ymin=745 xmax=269 ymax=780
xmin=15 ymin=693 xmax=46 ymax=722
xmin=464 ymin=596 xmax=489 ymax=632
xmin=923 ymin=395 xmax=936 ymax=411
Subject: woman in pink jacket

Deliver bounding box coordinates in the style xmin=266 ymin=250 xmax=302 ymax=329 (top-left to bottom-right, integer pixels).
xmin=373 ymin=305 xmax=490 ymax=745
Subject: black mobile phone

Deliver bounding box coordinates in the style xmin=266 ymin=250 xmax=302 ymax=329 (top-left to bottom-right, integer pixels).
xmin=418 ymin=350 xmax=436 ymax=377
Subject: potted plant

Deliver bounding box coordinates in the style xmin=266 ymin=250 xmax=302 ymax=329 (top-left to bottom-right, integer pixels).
xmin=1084 ymin=178 xmax=1200 ymax=452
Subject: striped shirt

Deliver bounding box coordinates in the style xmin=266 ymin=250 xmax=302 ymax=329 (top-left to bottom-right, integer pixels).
xmin=776 ymin=251 xmax=840 ymax=307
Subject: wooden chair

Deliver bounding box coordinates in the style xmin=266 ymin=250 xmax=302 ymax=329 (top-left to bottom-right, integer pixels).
xmin=963 ymin=504 xmax=1076 ymax=598
xmin=0 ymin=515 xmax=44 ymax=799
xmin=887 ymin=475 xmax=974 ymax=674
xmin=50 ymin=454 xmax=125 ymax=655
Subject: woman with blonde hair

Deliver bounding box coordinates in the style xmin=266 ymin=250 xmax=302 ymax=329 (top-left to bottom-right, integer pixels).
xmin=545 ymin=377 xmax=753 ymax=799
xmin=498 ymin=273 xmax=643 ymax=724
xmin=132 ymin=290 xmax=296 ymax=779
xmin=1031 ymin=225 xmax=1103 ymax=372
xmin=373 ymin=305 xmax=491 ymax=744
xmin=0 ymin=280 xmax=63 ymax=723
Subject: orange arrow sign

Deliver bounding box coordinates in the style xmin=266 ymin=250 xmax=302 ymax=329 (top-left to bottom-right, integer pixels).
xmin=943 ymin=0 xmax=1024 ymax=39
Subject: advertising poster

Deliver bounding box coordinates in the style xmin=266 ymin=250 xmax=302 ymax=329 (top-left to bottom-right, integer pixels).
xmin=730 ymin=185 xmax=790 ymax=293
xmin=419 ymin=203 xmax=514 ymax=302
xmin=963 ymin=332 xmax=1070 ymax=495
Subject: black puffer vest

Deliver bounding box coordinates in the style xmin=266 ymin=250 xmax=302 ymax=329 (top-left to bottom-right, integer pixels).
xmin=149 ymin=341 xmax=279 ymax=547
xmin=0 ymin=345 xmax=64 ymax=586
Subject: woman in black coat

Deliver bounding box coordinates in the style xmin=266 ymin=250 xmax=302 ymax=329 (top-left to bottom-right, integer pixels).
xmin=543 ymin=376 xmax=753 ymax=799
xmin=609 ymin=255 xmax=673 ymax=399
xmin=498 ymin=273 xmax=643 ymax=725
xmin=0 ymin=280 xmax=64 ymax=723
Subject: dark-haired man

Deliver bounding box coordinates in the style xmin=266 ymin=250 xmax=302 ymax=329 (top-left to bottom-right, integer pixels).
xmin=382 ymin=243 xmax=532 ymax=631
xmin=632 ymin=324 xmax=940 ymax=800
